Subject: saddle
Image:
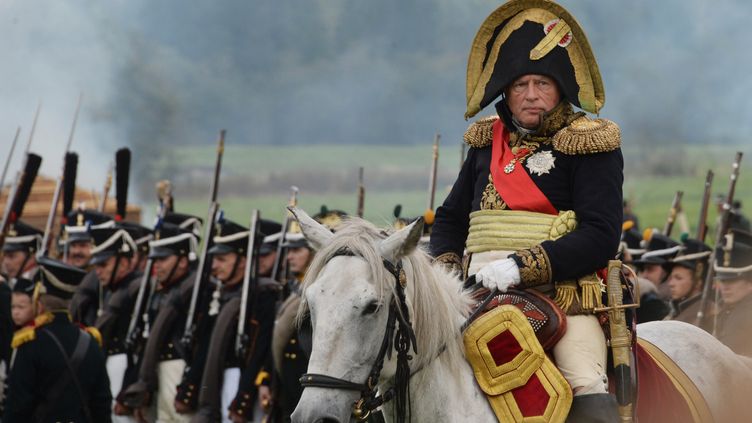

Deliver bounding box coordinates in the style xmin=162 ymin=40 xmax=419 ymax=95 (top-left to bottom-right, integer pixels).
xmin=463 ymin=287 xmax=572 ymax=423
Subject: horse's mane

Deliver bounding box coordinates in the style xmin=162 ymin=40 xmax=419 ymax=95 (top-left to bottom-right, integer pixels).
xmin=298 ymin=217 xmax=473 ymax=379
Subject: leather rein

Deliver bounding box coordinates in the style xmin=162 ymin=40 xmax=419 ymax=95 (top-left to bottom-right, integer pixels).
xmin=298 ymin=247 xmax=418 ymax=422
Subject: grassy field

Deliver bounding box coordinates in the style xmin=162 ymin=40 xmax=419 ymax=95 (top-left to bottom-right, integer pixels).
xmin=141 ymin=143 xmax=752 ymax=240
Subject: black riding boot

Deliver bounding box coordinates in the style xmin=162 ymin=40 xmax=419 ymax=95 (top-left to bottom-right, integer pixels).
xmin=565 ymin=393 xmax=621 ymax=423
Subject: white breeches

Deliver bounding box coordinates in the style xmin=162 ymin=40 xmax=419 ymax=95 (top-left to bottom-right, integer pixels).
xmin=106 ymin=353 xmax=137 ymax=423
xmin=221 ymin=367 xmax=241 ymax=423
xmin=157 ymin=359 xmax=192 ymax=423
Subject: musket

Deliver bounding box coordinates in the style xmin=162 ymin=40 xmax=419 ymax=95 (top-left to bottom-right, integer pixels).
xmin=356 ymin=167 xmax=365 ymax=218
xmin=236 ymin=209 xmax=260 ymax=359
xmin=0 ymin=153 xmax=43 ymax=250
xmin=39 ymin=95 xmax=82 ymax=257
xmin=662 ymin=190 xmax=683 ymax=237
xmin=696 ymin=152 xmax=743 ymax=329
xmin=0 ymin=127 xmax=21 ymax=194
xmin=426 ymin=134 xmax=440 ymax=212
xmin=182 ymin=130 xmax=225 ymax=347
xmin=270 ymin=186 xmax=299 ymax=282
xmin=98 ymin=161 xmax=113 ymax=212
xmin=125 ymin=182 xmax=172 ymax=352
xmin=696 ymin=170 xmax=714 ymax=242
xmin=131 ymin=181 xmax=173 ymax=345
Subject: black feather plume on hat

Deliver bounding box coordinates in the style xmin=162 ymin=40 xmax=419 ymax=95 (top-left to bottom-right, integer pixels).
xmin=61 ymin=152 xmax=78 ymax=224
xmin=9 ymin=153 xmax=42 ymax=223
xmin=115 ymin=148 xmax=131 ymax=221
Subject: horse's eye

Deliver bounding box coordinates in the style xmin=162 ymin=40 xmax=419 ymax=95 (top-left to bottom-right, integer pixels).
xmin=362 ymin=301 xmax=379 ymax=316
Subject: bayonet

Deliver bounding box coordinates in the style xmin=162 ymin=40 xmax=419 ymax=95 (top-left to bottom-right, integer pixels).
xmin=356 ymin=167 xmax=365 ymax=218
xmin=98 ymin=161 xmax=113 ymax=213
xmin=0 ymin=127 xmax=21 ymax=194
xmin=271 ymin=186 xmax=299 ymax=282
xmin=427 ymin=134 xmax=440 ymax=212
xmin=182 ymin=130 xmax=225 ymax=347
xmin=40 ymin=95 xmax=83 ymax=257
xmin=696 ymin=170 xmax=714 ymax=242
xmin=662 ymin=190 xmax=683 ymax=237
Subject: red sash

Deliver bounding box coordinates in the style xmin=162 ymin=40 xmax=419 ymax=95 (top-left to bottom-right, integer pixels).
xmin=490 ymin=119 xmax=557 ymax=215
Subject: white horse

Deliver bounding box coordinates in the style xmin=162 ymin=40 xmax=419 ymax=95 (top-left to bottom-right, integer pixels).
xmin=288 ymin=208 xmax=752 ymax=423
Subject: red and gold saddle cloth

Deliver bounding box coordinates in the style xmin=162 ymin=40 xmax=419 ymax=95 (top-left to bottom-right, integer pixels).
xmin=634 ymin=339 xmax=713 ymax=423
xmin=464 ymin=300 xmax=572 ymax=422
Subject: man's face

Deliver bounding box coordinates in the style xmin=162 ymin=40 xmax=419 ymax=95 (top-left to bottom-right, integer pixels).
xmin=211 ymin=252 xmax=245 ymax=286
xmin=287 ymin=247 xmax=312 ymax=275
xmin=66 ymin=240 xmax=91 ymax=268
xmin=94 ymin=255 xmax=131 ymax=287
xmin=11 ymin=293 xmax=35 ymax=327
xmin=667 ymin=266 xmax=696 ymax=300
xmin=505 ymin=74 xmax=561 ymax=129
xmin=718 ymin=278 xmax=752 ymax=305
xmin=153 ymin=255 xmax=187 ymax=284
xmin=2 ymin=250 xmax=32 ymax=279
xmin=258 ymin=251 xmax=277 ymax=277
xmin=639 ymin=263 xmax=667 ymax=286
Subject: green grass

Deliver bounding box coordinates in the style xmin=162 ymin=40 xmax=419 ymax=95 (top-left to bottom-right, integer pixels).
xmin=142 ymin=143 xmax=752 ymax=239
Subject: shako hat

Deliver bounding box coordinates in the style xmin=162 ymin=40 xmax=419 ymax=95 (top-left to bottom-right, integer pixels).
xmin=12 ymin=277 xmax=36 ymax=297
xmin=148 ymin=222 xmax=199 ymax=261
xmin=2 ymin=220 xmax=43 ymax=253
xmin=163 ymin=212 xmax=203 ymax=237
xmin=89 ymin=226 xmax=138 ymax=266
xmin=632 ymin=231 xmax=681 ymax=266
xmin=666 ymin=236 xmax=711 ymax=277
xmin=465 ymin=0 xmax=604 ymax=119
xmin=715 ymin=229 xmax=752 ymax=281
xmin=35 ymin=256 xmax=87 ymax=300
xmin=118 ymin=221 xmax=153 ymax=256
xmin=257 ymin=219 xmax=283 ymax=256
xmin=63 ymin=209 xmax=113 ymax=244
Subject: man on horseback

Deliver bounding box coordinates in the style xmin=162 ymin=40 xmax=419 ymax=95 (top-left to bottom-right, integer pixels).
xmin=430 ymin=1 xmax=622 ymax=420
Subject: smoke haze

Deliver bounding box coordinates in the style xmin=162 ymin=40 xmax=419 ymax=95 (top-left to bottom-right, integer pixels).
xmin=1 ymin=0 xmax=751 ymax=197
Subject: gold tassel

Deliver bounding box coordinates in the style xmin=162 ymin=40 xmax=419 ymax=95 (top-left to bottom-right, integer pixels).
xmin=578 ymin=274 xmax=604 ymax=311
xmin=554 ymin=282 xmax=579 ymax=313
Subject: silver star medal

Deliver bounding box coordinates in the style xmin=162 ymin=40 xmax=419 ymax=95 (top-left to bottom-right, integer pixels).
xmin=526 ymin=151 xmax=556 ymax=176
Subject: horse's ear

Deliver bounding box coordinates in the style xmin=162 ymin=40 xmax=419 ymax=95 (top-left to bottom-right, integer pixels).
xmin=379 ymin=217 xmax=424 ymax=264
xmin=288 ymin=206 xmax=333 ymax=250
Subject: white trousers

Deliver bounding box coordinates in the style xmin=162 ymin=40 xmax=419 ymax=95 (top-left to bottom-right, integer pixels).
xmin=470 ymin=251 xmax=609 ymax=395
xmin=157 ymin=359 xmax=192 ymax=423
xmin=106 ymin=353 xmax=137 ymax=423
xmin=221 ymin=367 xmax=241 ymax=423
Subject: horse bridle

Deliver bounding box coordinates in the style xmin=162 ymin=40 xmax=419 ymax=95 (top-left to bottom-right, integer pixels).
xmin=299 ymin=247 xmax=418 ymax=422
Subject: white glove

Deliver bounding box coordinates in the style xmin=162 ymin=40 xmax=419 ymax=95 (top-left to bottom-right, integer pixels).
xmin=475 ymin=258 xmax=521 ymax=293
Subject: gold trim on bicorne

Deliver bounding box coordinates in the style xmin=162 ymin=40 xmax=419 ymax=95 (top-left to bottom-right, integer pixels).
xmin=636 ymin=338 xmax=714 ymax=423
xmin=464 ymin=305 xmax=572 ymax=423
xmin=466 ymin=209 xmax=577 ymax=253
xmin=552 ymin=116 xmax=621 ymax=155
xmin=465 ymin=1 xmax=604 ymax=119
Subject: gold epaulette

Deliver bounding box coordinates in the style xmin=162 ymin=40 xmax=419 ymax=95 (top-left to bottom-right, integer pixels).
xmin=552 ymin=116 xmax=621 ymax=155
xmin=11 ymin=326 xmax=36 ymax=348
xmin=11 ymin=312 xmax=56 ymax=348
xmin=85 ymin=326 xmax=103 ymax=347
xmin=463 ymin=116 xmax=498 ymax=148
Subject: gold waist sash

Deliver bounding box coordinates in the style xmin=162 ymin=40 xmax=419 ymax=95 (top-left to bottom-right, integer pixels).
xmin=466 ymin=209 xmax=578 ymax=254
xmin=466 ymin=209 xmax=602 ymax=314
